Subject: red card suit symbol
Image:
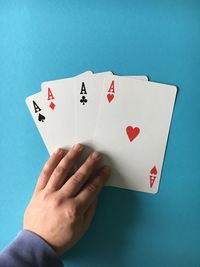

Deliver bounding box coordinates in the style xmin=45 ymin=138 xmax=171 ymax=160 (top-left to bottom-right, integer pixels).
xmin=150 ymin=176 xmax=156 ymax=188
xmin=49 ymin=102 xmax=56 ymax=110
xmin=150 ymin=166 xmax=157 ymax=175
xmin=107 ymin=93 xmax=114 ymax=103
xmin=126 ymin=126 xmax=140 ymax=142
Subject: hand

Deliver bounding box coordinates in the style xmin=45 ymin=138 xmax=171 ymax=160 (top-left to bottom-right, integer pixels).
xmin=23 ymin=144 xmax=110 ymax=255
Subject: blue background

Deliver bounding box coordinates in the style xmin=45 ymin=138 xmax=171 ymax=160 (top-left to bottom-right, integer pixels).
xmin=0 ymin=1 xmax=200 ymax=266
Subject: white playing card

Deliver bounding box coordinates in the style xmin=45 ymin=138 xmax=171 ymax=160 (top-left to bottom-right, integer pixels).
xmin=26 ymin=91 xmax=54 ymax=152
xmin=127 ymin=75 xmax=148 ymax=81
xmin=41 ymin=71 xmax=93 ymax=91
xmin=75 ymin=74 xmax=148 ymax=144
xmin=40 ymin=71 xmax=92 ymax=154
xmin=94 ymin=71 xmax=113 ymax=76
xmin=93 ymin=76 xmax=177 ymax=194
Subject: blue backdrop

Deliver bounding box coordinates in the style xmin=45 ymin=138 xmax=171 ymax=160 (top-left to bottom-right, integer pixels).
xmin=0 ymin=1 xmax=200 ymax=266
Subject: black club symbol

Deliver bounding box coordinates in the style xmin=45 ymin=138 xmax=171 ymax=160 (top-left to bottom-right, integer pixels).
xmin=80 ymin=96 xmax=88 ymax=105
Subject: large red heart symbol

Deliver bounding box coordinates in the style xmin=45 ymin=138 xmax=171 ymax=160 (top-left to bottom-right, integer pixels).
xmin=126 ymin=126 xmax=140 ymax=142
xmin=107 ymin=93 xmax=114 ymax=103
xmin=150 ymin=166 xmax=157 ymax=175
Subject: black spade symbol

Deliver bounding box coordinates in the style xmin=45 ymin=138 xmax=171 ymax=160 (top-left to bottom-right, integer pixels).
xmin=38 ymin=113 xmax=45 ymax=122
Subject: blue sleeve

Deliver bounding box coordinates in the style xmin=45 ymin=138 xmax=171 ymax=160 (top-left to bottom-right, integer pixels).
xmin=0 ymin=230 xmax=64 ymax=267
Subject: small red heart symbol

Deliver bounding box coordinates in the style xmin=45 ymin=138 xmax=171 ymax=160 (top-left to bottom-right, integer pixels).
xmin=150 ymin=166 xmax=157 ymax=175
xmin=126 ymin=126 xmax=140 ymax=142
xmin=107 ymin=93 xmax=114 ymax=103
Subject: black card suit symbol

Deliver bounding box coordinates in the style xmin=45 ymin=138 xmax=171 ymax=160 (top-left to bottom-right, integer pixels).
xmin=80 ymin=96 xmax=88 ymax=105
xmin=38 ymin=113 xmax=45 ymax=122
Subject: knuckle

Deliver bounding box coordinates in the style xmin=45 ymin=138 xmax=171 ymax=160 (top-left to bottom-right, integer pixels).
xmin=40 ymin=167 xmax=49 ymax=178
xmin=66 ymin=203 xmax=80 ymax=220
xmin=55 ymin=165 xmax=66 ymax=176
xmin=41 ymin=190 xmax=51 ymax=201
xmin=87 ymin=182 xmax=98 ymax=193
xmin=73 ymin=172 xmax=85 ymax=184
xmin=52 ymin=194 xmax=63 ymax=208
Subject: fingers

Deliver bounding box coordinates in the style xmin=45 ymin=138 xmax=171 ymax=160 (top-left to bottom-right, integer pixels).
xmin=34 ymin=148 xmax=65 ymax=193
xmin=75 ymin=166 xmax=110 ymax=214
xmin=45 ymin=144 xmax=84 ymax=191
xmin=60 ymin=151 xmax=102 ymax=197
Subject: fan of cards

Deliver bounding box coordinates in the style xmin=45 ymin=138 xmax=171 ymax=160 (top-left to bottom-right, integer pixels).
xmin=26 ymin=71 xmax=177 ymax=194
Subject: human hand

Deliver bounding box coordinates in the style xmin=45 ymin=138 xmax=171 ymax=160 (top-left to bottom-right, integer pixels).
xmin=23 ymin=144 xmax=110 ymax=255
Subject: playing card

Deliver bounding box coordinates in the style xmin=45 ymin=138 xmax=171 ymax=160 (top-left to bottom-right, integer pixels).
xmin=39 ymin=72 xmax=92 ymax=154
xmin=127 ymin=75 xmax=148 ymax=81
xmin=94 ymin=71 xmax=148 ymax=81
xmin=75 ymin=74 xmax=148 ymax=144
xmin=94 ymin=71 xmax=113 ymax=76
xmin=41 ymin=71 xmax=93 ymax=92
xmin=26 ymin=91 xmax=54 ymax=152
xmin=93 ymin=76 xmax=177 ymax=194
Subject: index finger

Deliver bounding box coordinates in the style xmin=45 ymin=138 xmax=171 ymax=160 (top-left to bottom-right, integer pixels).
xmin=35 ymin=148 xmax=65 ymax=193
xmin=75 ymin=166 xmax=111 ymax=213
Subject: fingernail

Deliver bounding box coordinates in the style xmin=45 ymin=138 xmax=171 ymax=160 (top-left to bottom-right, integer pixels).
xmin=92 ymin=151 xmax=101 ymax=160
xmin=102 ymin=166 xmax=111 ymax=175
xmin=55 ymin=148 xmax=64 ymax=155
xmin=72 ymin=143 xmax=84 ymax=152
